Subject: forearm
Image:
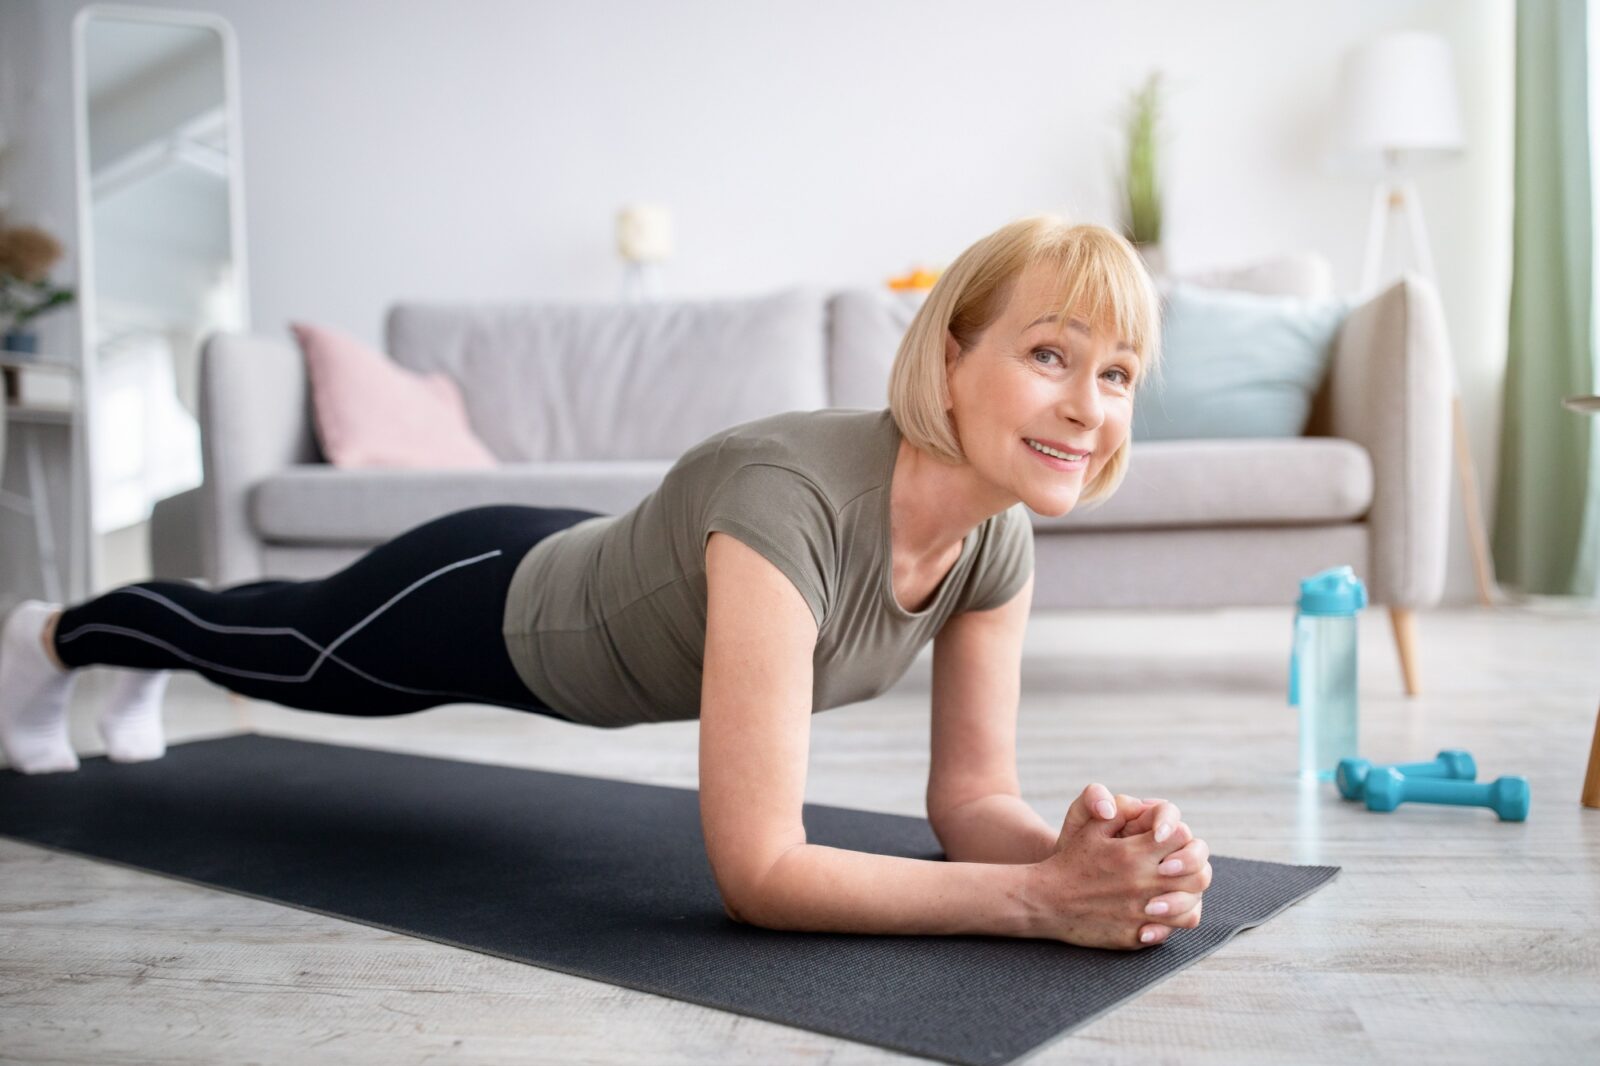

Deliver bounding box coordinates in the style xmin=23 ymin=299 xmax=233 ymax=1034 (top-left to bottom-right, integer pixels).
xmin=931 ymin=793 xmax=1058 ymax=865
xmin=734 ymin=842 xmax=1041 ymax=939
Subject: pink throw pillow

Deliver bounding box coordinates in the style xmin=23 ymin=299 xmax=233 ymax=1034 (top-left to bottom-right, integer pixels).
xmin=290 ymin=321 xmax=497 ymax=469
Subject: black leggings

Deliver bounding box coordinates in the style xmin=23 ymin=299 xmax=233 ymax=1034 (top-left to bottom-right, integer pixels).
xmin=51 ymin=505 xmax=605 ymax=722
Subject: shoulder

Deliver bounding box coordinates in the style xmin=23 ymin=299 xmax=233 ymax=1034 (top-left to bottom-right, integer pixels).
xmin=981 ymin=502 xmax=1034 ymax=572
xmin=682 ymin=407 xmax=892 ymax=509
xmin=957 ymin=503 xmax=1034 ymax=614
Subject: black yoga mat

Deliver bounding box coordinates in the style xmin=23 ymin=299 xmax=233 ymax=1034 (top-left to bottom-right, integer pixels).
xmin=0 ymin=734 xmax=1338 ymax=1065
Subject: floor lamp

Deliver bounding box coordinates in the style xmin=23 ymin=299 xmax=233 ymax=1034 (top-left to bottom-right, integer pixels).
xmin=617 ymin=203 xmax=672 ymax=303
xmin=1334 ymin=31 xmax=1498 ymax=608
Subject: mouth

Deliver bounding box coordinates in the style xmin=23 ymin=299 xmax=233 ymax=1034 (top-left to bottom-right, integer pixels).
xmin=1023 ymin=437 xmax=1090 ymax=471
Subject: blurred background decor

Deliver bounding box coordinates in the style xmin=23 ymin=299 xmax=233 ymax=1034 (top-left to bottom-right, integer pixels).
xmin=1329 ymin=29 xmax=1498 ymax=606
xmin=1121 ymin=71 xmax=1166 ymax=275
xmin=885 ymin=266 xmax=941 ymax=291
xmin=71 ymin=6 xmax=248 ymax=581
xmin=616 ymin=203 xmax=672 ymax=302
xmin=0 ymin=221 xmax=76 ymax=353
xmin=1331 ymin=30 xmax=1466 ymax=293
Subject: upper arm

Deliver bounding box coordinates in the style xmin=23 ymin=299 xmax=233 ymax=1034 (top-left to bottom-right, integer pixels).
xmin=926 ymin=571 xmax=1034 ymax=828
xmin=699 ymin=530 xmax=820 ymax=922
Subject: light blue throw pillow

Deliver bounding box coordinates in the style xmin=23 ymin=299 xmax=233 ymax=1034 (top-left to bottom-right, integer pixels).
xmin=1132 ymin=281 xmax=1355 ymax=440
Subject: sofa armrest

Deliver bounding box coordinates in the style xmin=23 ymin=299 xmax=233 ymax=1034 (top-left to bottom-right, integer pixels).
xmin=1321 ymin=274 xmax=1453 ymax=608
xmin=149 ymin=486 xmax=204 ymax=582
xmin=196 ymin=332 xmax=320 ymax=587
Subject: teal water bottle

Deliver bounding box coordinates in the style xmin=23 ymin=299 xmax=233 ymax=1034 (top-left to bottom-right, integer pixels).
xmin=1288 ymin=566 xmax=1368 ymax=781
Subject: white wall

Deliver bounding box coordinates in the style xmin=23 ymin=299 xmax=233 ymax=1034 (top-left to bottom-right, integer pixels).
xmin=1 ymin=0 xmax=1513 ymax=605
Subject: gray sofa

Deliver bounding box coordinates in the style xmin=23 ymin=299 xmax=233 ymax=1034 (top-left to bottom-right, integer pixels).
xmin=151 ymin=257 xmax=1453 ymax=693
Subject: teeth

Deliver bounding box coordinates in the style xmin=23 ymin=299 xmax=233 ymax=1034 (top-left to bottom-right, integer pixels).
xmin=1027 ymin=439 xmax=1086 ymax=461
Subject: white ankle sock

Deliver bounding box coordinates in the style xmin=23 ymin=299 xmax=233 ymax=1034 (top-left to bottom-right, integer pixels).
xmin=0 ymin=600 xmax=79 ymax=774
xmin=97 ymin=669 xmax=169 ymax=763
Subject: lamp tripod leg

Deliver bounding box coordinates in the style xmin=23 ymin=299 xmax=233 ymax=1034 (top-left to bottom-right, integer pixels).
xmin=1359 ymin=181 xmax=1392 ymax=294
xmin=1415 ymin=174 xmax=1498 ymax=607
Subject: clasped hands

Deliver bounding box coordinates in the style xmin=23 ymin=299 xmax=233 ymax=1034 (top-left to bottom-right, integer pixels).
xmin=1030 ymin=783 xmax=1213 ymax=950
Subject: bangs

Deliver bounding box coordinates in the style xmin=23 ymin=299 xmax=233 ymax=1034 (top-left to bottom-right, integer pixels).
xmin=1033 ymin=228 xmax=1164 ymax=388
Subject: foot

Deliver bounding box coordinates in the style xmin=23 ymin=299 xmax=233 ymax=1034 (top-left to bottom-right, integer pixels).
xmin=0 ymin=600 xmax=79 ymax=773
xmin=97 ymin=669 xmax=169 ymax=763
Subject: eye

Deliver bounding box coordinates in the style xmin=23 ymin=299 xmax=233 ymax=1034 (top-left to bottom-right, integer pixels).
xmin=1033 ymin=347 xmax=1134 ymax=387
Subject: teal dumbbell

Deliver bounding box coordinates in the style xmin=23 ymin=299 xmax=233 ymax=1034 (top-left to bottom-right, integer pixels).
xmin=1336 ymin=750 xmax=1477 ymax=801
xmin=1363 ymin=768 xmax=1530 ymax=821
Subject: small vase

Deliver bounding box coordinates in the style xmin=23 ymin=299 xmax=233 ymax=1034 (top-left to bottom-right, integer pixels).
xmin=3 ymin=329 xmax=39 ymax=355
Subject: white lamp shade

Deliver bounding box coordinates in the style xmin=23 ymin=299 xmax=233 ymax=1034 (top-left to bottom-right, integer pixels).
xmin=616 ymin=204 xmax=673 ymax=263
xmin=1333 ymin=31 xmax=1465 ymax=170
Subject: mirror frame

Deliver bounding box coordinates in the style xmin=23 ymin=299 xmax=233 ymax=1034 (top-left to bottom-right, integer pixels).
xmin=70 ymin=3 xmax=250 ymax=596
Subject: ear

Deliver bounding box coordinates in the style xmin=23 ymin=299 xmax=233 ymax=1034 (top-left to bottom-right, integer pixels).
xmin=943 ymin=330 xmax=961 ymax=412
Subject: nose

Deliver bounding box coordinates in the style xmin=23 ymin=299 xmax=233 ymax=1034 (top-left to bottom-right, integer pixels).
xmin=1055 ymin=367 xmax=1106 ymax=432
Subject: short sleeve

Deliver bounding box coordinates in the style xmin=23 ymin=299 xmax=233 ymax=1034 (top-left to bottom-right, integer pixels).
xmin=703 ymin=463 xmax=838 ymax=629
xmin=957 ymin=502 xmax=1035 ymax=613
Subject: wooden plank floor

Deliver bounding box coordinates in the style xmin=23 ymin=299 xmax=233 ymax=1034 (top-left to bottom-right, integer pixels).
xmin=3 ymin=603 xmax=1598 ymax=1064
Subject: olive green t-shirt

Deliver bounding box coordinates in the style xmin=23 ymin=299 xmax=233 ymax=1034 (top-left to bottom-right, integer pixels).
xmin=501 ymin=407 xmax=1034 ymax=728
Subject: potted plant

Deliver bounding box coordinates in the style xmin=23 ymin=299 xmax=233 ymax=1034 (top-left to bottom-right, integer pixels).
xmin=1 ymin=222 xmax=76 ymax=355
xmin=1120 ymin=71 xmax=1166 ymax=275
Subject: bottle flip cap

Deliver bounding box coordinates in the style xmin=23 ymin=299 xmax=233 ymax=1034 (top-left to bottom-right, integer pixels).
xmin=1296 ymin=565 xmax=1368 ymax=616
xmin=1288 ymin=565 xmax=1368 ymax=709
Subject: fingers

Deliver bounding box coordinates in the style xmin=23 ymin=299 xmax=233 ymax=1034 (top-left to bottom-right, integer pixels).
xmin=1086 ymin=783 xmax=1118 ymax=821
xmin=1137 ymin=921 xmax=1170 ymax=945
xmin=1142 ymin=890 xmax=1203 ymax=923
xmin=1138 ymin=897 xmax=1204 ymax=946
xmin=1081 ymin=783 xmax=1130 ymax=834
xmin=1156 ymin=837 xmax=1212 ymax=879
xmin=1112 ymin=793 xmax=1149 ymax=821
xmin=1133 ymin=796 xmax=1166 ymax=824
xmin=1118 ymin=798 xmax=1160 ymax=837
xmin=1059 ymin=783 xmax=1125 ymax=840
xmin=1116 ymin=800 xmax=1184 ymax=843
xmin=1154 ymin=857 xmax=1213 ymax=896
xmin=1142 ymin=800 xmax=1182 ymax=844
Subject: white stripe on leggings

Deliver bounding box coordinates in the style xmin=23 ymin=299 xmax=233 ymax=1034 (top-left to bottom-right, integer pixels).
xmin=55 ymin=549 xmax=539 ymax=706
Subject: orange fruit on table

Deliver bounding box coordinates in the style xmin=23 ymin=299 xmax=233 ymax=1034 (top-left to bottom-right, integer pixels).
xmin=886 ymin=267 xmax=942 ymax=291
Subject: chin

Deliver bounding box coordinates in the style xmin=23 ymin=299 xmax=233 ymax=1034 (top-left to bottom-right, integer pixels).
xmin=1020 ymin=488 xmax=1080 ymax=519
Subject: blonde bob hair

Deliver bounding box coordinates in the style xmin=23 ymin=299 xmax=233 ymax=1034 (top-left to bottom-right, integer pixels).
xmin=887 ymin=215 xmax=1163 ymax=508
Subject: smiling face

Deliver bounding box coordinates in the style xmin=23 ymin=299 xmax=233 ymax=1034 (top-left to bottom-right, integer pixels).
xmin=942 ymin=260 xmax=1142 ymax=518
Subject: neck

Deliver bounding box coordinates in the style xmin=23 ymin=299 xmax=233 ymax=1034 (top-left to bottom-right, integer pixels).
xmin=890 ymin=436 xmax=1016 ymax=563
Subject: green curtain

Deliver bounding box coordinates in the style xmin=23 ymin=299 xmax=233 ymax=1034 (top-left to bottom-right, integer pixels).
xmin=1493 ymin=0 xmax=1600 ymax=596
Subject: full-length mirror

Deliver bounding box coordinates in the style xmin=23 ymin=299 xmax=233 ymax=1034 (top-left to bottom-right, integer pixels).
xmin=73 ymin=5 xmax=248 ymax=592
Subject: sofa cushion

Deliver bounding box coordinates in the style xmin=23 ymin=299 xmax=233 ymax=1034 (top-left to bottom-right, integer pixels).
xmin=1035 ymin=437 xmax=1373 ymax=530
xmin=828 ymin=288 xmax=929 ymax=409
xmin=290 ymin=321 xmax=498 ymax=469
xmin=383 ymin=289 xmax=829 ymax=462
xmin=1132 ymin=283 xmax=1355 ymax=440
xmin=251 ymin=438 xmax=1370 ymax=544
xmin=251 ymin=462 xmax=672 ymax=543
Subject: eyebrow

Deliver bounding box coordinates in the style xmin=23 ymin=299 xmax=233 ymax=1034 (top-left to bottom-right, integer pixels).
xmin=1025 ymin=313 xmax=1138 ymax=355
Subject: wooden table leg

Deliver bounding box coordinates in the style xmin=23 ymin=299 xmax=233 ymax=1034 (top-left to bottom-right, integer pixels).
xmin=1389 ymin=607 xmax=1421 ymax=697
xmin=1583 ymin=697 xmax=1600 ymax=809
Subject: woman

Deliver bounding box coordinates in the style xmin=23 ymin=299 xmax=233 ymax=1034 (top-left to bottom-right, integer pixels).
xmin=0 ymin=215 xmax=1212 ymax=950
